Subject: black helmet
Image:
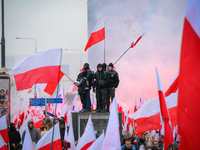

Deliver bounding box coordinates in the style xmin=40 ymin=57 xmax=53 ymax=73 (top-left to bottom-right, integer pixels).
xmin=102 ymin=63 xmax=107 ymax=71
xmin=108 ymin=63 xmax=113 ymax=68
xmin=97 ymin=63 xmax=102 ymax=69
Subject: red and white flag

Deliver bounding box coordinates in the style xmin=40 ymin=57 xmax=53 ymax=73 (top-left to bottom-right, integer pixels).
xmin=88 ymin=132 xmax=104 ymax=150
xmin=76 ymin=116 xmax=96 ymax=150
xmin=0 ymin=135 xmax=8 ymax=150
xmin=0 ymin=116 xmax=9 ymax=143
xmin=178 ymin=1 xmax=200 ymax=150
xmin=67 ymin=83 xmax=78 ymax=94
xmin=13 ymin=49 xmax=62 ymax=91
xmin=36 ymin=124 xmax=62 ymax=150
xmin=37 ymin=71 xmax=64 ymax=95
xmin=134 ymin=98 xmax=138 ymax=113
xmin=84 ymin=18 xmax=105 ymax=51
xmin=102 ymin=98 xmax=121 ymax=150
xmin=156 ymin=68 xmax=173 ymax=149
xmin=66 ymin=121 xmax=76 ymax=150
xmin=22 ymin=128 xmax=35 ymax=150
xmin=130 ymin=31 xmax=146 ymax=48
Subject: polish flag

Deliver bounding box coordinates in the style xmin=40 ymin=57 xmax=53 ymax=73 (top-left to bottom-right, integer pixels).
xmin=130 ymin=31 xmax=146 ymax=48
xmin=102 ymin=98 xmax=121 ymax=150
xmin=84 ymin=18 xmax=105 ymax=51
xmin=11 ymin=115 xmax=18 ymax=127
xmin=156 ymin=68 xmax=173 ymax=149
xmin=88 ymin=132 xmax=104 ymax=150
xmin=0 ymin=116 xmax=9 ymax=143
xmin=178 ymin=1 xmax=200 ymax=150
xmin=13 ymin=49 xmax=62 ymax=91
xmin=18 ymin=109 xmax=25 ymax=126
xmin=134 ymin=98 xmax=138 ymax=113
xmin=37 ymin=71 xmax=64 ymax=95
xmin=67 ymin=83 xmax=78 ymax=94
xmin=132 ymin=92 xmax=177 ymax=134
xmin=76 ymin=116 xmax=96 ymax=150
xmin=165 ymin=75 xmax=179 ymax=97
xmin=22 ymin=128 xmax=35 ymax=150
xmin=0 ymin=135 xmax=8 ymax=150
xmin=66 ymin=121 xmax=76 ymax=150
xmin=36 ymin=124 xmax=62 ymax=150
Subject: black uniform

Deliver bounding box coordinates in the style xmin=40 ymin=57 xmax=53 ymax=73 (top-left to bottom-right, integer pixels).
xmin=75 ymin=71 xmax=89 ymax=111
xmin=93 ymin=64 xmax=107 ymax=112
xmin=106 ymin=63 xmax=119 ymax=111
xmin=8 ymin=123 xmax=21 ymax=150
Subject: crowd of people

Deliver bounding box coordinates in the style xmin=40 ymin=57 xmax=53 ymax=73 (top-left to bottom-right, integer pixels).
xmin=75 ymin=62 xmax=119 ymax=113
xmin=121 ymin=131 xmax=179 ymax=150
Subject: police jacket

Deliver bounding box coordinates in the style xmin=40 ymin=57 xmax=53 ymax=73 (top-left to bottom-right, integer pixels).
xmin=93 ymin=70 xmax=107 ymax=89
xmin=106 ymin=70 xmax=119 ymax=88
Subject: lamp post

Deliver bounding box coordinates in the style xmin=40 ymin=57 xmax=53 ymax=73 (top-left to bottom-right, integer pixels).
xmin=1 ymin=0 xmax=5 ymax=68
xmin=16 ymin=37 xmax=37 ymax=97
xmin=65 ymin=49 xmax=82 ymax=68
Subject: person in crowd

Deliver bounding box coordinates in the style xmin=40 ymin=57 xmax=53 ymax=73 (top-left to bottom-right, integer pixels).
xmin=8 ymin=122 xmax=21 ymax=150
xmin=75 ymin=70 xmax=89 ymax=113
xmin=146 ymin=141 xmax=158 ymax=150
xmin=60 ymin=117 xmax=65 ymax=121
xmin=22 ymin=120 xmax=40 ymax=144
xmin=1 ymin=109 xmax=7 ymax=117
xmin=158 ymin=135 xmax=163 ymax=149
xmin=15 ymin=143 xmax=22 ymax=150
xmin=59 ymin=119 xmax=65 ymax=147
xmin=41 ymin=121 xmax=53 ymax=137
xmin=83 ymin=63 xmax=93 ymax=112
xmin=121 ymin=131 xmax=139 ymax=150
xmin=42 ymin=114 xmax=52 ymax=126
xmin=153 ymin=141 xmax=160 ymax=150
xmin=106 ymin=63 xmax=119 ymax=112
xmin=93 ymin=63 xmax=107 ymax=113
xmin=55 ymin=118 xmax=60 ymax=124
xmin=0 ymin=89 xmax=5 ymax=108
xmin=121 ymin=139 xmax=136 ymax=150
xmin=138 ymin=137 xmax=145 ymax=150
xmin=171 ymin=142 xmax=179 ymax=150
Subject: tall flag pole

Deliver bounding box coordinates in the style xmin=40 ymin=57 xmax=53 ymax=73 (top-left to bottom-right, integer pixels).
xmin=113 ymin=31 xmax=146 ymax=65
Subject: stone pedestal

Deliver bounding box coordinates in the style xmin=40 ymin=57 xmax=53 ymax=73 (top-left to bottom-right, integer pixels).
xmin=71 ymin=112 xmax=122 ymax=142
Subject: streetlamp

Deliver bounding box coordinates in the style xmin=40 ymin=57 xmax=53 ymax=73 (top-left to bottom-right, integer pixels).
xmin=16 ymin=37 xmax=37 ymax=97
xmin=65 ymin=49 xmax=82 ymax=68
xmin=16 ymin=37 xmax=37 ymax=53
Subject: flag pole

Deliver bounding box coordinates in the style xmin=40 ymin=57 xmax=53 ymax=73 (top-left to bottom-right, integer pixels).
xmin=50 ymin=49 xmax=63 ymax=150
xmin=64 ymin=74 xmax=75 ymax=83
xmin=104 ymin=27 xmax=106 ymax=63
xmin=113 ymin=46 xmax=131 ymax=65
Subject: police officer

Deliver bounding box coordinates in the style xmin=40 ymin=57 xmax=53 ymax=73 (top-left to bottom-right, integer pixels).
xmin=83 ymin=63 xmax=93 ymax=112
xmin=93 ymin=64 xmax=107 ymax=113
xmin=106 ymin=63 xmax=119 ymax=112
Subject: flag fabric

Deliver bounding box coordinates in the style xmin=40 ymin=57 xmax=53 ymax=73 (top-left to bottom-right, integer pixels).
xmin=13 ymin=49 xmax=62 ymax=91
xmin=37 ymin=71 xmax=64 ymax=95
xmin=132 ymin=92 xmax=177 ymax=134
xmin=178 ymin=1 xmax=200 ymax=150
xmin=102 ymin=98 xmax=121 ymax=150
xmin=0 ymin=116 xmax=9 ymax=143
xmin=0 ymin=135 xmax=8 ymax=150
xmin=66 ymin=121 xmax=76 ymax=150
xmin=67 ymin=83 xmax=78 ymax=94
xmin=165 ymin=75 xmax=179 ymax=97
xmin=22 ymin=128 xmax=35 ymax=150
xmin=76 ymin=116 xmax=96 ymax=150
xmin=134 ymin=98 xmax=138 ymax=112
xmin=88 ymin=132 xmax=104 ymax=150
xmin=156 ymin=68 xmax=173 ymax=149
xmin=36 ymin=124 xmax=62 ymax=150
xmin=130 ymin=31 xmax=146 ymax=48
xmin=84 ymin=18 xmax=105 ymax=51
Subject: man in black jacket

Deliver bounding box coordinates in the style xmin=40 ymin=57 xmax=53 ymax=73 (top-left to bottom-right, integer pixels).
xmin=106 ymin=63 xmax=119 ymax=112
xmin=75 ymin=71 xmax=89 ymax=112
xmin=8 ymin=122 xmax=21 ymax=150
xmin=93 ymin=64 xmax=107 ymax=113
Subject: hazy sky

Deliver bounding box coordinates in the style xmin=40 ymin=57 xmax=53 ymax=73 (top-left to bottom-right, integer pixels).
xmin=0 ymin=0 xmax=188 ymax=113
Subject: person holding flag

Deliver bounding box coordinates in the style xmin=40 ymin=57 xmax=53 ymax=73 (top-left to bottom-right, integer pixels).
xmin=105 ymin=63 xmax=119 ymax=112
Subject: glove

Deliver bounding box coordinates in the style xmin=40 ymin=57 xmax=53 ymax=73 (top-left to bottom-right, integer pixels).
xmin=93 ymin=88 xmax=96 ymax=93
xmin=74 ymin=82 xmax=79 ymax=86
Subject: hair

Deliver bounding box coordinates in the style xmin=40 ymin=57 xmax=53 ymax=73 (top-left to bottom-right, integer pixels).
xmin=0 ymin=89 xmax=4 ymax=93
xmin=125 ymin=139 xmax=132 ymax=144
xmin=61 ymin=117 xmax=65 ymax=120
xmin=47 ymin=122 xmax=53 ymax=131
xmin=154 ymin=141 xmax=159 ymax=144
xmin=123 ymin=131 xmax=131 ymax=139
xmin=146 ymin=141 xmax=153 ymax=148
xmin=1 ymin=109 xmax=7 ymax=115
